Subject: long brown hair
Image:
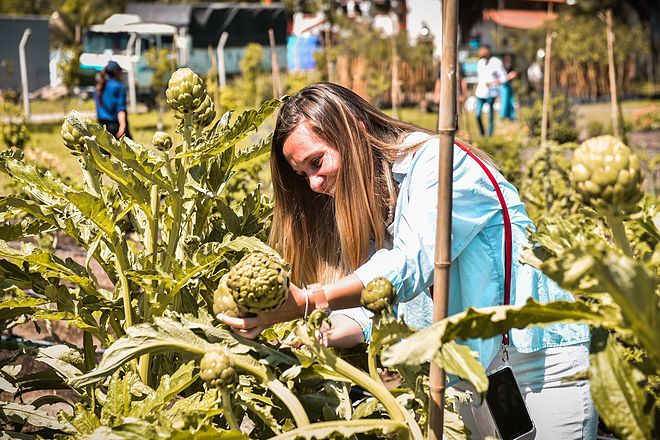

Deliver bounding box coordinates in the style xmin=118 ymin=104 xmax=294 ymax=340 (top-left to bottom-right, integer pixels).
xmin=270 ymin=82 xmax=488 ymax=285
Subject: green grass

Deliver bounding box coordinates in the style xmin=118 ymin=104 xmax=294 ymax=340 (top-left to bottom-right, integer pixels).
xmin=29 ymin=98 xmax=97 ymax=115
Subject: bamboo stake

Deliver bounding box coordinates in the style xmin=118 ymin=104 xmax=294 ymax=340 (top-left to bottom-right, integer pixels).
xmin=391 ymin=39 xmax=400 ymax=117
xmin=268 ymin=29 xmax=283 ymax=98
xmin=428 ymin=0 xmax=458 ymax=438
xmin=604 ymin=9 xmax=620 ymax=138
xmin=540 ymin=2 xmax=554 ymax=145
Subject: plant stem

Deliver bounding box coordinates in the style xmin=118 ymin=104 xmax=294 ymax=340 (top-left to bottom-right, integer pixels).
xmin=113 ymin=248 xmax=132 ymax=329
xmin=220 ymin=388 xmax=241 ymax=432
xmin=83 ymin=331 xmax=96 ymax=408
xmin=162 ymin=113 xmax=193 ymax=273
xmin=295 ymin=326 xmax=421 ymax=440
xmin=367 ymin=346 xmax=383 ymax=385
xmin=605 ymin=213 xmax=633 ymax=257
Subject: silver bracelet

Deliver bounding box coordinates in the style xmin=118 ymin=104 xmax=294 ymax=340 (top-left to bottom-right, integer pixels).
xmin=302 ymin=287 xmax=310 ymax=320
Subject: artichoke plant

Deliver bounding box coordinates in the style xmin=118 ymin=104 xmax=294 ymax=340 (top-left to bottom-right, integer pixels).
xmin=194 ymin=94 xmax=216 ymax=127
xmin=61 ymin=118 xmax=86 ymax=153
xmin=152 ymin=130 xmax=172 ymax=152
xmin=199 ymin=350 xmax=237 ymax=388
xmin=213 ymin=274 xmax=240 ymax=317
xmin=165 ymin=67 xmax=207 ymax=115
xmin=226 ymin=252 xmax=289 ymax=314
xmin=361 ymin=277 xmax=394 ymax=314
xmin=571 ymin=135 xmax=642 ymax=214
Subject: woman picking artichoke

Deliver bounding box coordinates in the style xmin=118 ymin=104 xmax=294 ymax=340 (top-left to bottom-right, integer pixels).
xmin=219 ymin=83 xmax=597 ymax=438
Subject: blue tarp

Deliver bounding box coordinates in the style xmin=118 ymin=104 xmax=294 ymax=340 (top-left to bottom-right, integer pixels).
xmin=287 ymin=35 xmax=320 ymax=71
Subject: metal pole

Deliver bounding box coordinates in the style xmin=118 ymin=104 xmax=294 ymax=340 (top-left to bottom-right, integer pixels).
xmin=18 ymin=28 xmax=31 ymax=122
xmin=604 ymin=9 xmax=620 ymax=138
xmin=540 ymin=2 xmax=553 ymax=144
xmin=429 ymin=0 xmax=458 ymax=437
xmin=268 ymin=29 xmax=283 ymax=97
xmin=126 ymin=33 xmax=138 ymax=113
xmin=217 ymin=32 xmax=229 ymax=88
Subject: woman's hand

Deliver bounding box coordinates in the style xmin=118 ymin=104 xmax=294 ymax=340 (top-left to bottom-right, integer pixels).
xmin=217 ymin=282 xmax=307 ymax=339
xmin=317 ymin=314 xmax=365 ymax=348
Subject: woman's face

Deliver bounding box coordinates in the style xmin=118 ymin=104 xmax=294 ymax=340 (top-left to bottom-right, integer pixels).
xmin=282 ymin=121 xmax=339 ymax=196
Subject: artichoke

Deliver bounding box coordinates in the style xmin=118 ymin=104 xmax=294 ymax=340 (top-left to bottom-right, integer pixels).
xmin=61 ymin=119 xmax=85 ymax=152
xmin=165 ymin=68 xmax=206 ymax=114
xmin=226 ymin=252 xmax=289 ymax=314
xmin=199 ymin=350 xmax=237 ymax=388
xmin=213 ymin=274 xmax=240 ymax=318
xmin=571 ymin=135 xmax=643 ymax=213
xmin=360 ymin=277 xmax=394 ymax=314
xmin=194 ymin=94 xmax=216 ymax=127
xmin=308 ymin=308 xmax=330 ymax=331
xmin=152 ymin=131 xmax=172 ymax=152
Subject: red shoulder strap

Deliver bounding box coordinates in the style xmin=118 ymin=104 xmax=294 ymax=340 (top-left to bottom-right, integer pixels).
xmin=453 ymin=140 xmax=513 ymax=347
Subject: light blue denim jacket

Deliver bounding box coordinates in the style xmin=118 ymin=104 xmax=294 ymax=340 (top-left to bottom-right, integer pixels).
xmin=338 ymin=133 xmax=590 ymax=370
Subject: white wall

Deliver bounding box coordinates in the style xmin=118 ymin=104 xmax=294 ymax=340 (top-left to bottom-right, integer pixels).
xmin=406 ymin=0 xmax=443 ymax=58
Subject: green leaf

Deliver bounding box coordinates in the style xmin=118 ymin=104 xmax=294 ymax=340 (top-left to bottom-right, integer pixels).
xmin=0 ymin=296 xmax=49 ymax=321
xmin=589 ymin=336 xmax=657 ymax=440
xmin=0 ymin=401 xmax=75 ymax=433
xmin=66 ymin=112 xmax=173 ymax=193
xmin=269 ymin=419 xmax=410 ymax=440
xmin=182 ymin=98 xmax=283 ymax=165
xmin=129 ymin=361 xmax=198 ymax=418
xmin=69 ymin=317 xmax=212 ymax=388
xmin=233 ymin=134 xmax=273 ymax=166
xmin=381 ymin=299 xmax=622 ymax=367
xmin=434 ymin=341 xmax=488 ymax=393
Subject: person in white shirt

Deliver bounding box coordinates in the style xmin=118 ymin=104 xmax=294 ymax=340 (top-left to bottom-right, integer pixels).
xmin=474 ymin=45 xmax=508 ymax=136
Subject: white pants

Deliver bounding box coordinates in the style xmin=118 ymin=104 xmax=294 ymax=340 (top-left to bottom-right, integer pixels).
xmin=455 ymin=344 xmax=598 ymax=439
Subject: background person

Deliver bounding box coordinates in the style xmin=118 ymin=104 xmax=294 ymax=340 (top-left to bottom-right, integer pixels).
xmin=94 ymin=60 xmax=131 ymax=139
xmin=474 ymin=44 xmax=508 ymax=136
xmin=499 ymin=54 xmax=518 ymax=121
xmin=219 ymin=83 xmax=597 ymax=439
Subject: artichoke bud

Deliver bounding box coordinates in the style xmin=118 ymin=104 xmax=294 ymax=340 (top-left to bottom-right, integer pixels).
xmin=61 ymin=119 xmax=85 ymax=152
xmin=308 ymin=308 xmax=329 ymax=331
xmin=571 ymin=135 xmax=643 ymax=213
xmin=213 ymin=274 xmax=240 ymax=318
xmin=166 ymin=68 xmax=207 ymax=114
xmin=152 ymin=131 xmax=173 ymax=152
xmin=226 ymin=252 xmax=290 ymax=314
xmin=199 ymin=350 xmax=237 ymax=388
xmin=194 ymin=94 xmax=216 ymax=127
xmin=360 ymin=277 xmax=394 ymax=314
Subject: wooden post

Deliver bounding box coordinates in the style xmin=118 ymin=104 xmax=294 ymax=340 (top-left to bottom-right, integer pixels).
xmin=391 ymin=13 xmax=400 ymax=119
xmin=604 ymin=9 xmax=620 ymax=138
xmin=324 ymin=27 xmax=334 ymax=82
xmin=268 ymin=29 xmax=283 ymax=98
xmin=540 ymin=2 xmax=554 ymax=145
xmin=429 ymin=0 xmax=458 ymax=438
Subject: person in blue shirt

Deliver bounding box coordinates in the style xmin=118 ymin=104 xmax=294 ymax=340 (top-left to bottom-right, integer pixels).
xmin=218 ymin=83 xmax=597 ymax=439
xmin=94 ymin=60 xmax=131 ymax=139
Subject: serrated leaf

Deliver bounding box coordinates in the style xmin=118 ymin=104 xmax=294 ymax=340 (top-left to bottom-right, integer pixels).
xmin=130 ymin=361 xmax=197 ymax=418
xmin=382 ymin=299 xmax=622 ymax=367
xmin=181 ymin=98 xmax=283 ymax=165
xmin=434 ymin=341 xmax=487 ymax=393
xmin=589 ymin=337 xmax=656 ymax=440
xmin=0 ymin=296 xmax=49 ymax=321
xmin=269 ymin=419 xmax=409 ymax=440
xmin=233 ymin=134 xmax=273 ymax=166
xmin=69 ymin=318 xmax=212 ymax=388
xmin=0 ymin=401 xmax=75 ymax=433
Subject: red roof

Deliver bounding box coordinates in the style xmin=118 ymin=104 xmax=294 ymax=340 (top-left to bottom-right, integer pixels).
xmin=482 ymin=9 xmax=558 ymax=30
